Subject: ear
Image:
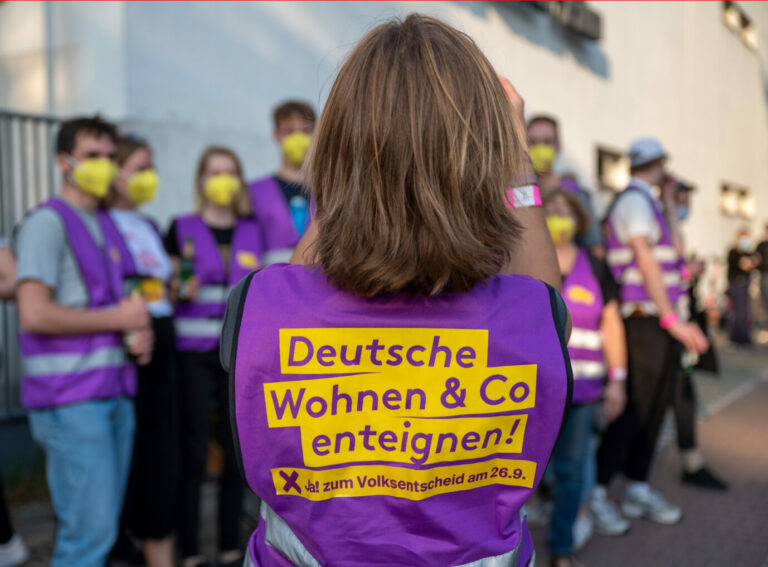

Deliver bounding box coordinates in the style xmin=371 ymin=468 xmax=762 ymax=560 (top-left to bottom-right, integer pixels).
xmin=56 ymin=152 xmax=72 ymax=175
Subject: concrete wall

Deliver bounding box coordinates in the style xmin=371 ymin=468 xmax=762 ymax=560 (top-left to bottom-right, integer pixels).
xmin=1 ymin=0 xmax=767 ymax=258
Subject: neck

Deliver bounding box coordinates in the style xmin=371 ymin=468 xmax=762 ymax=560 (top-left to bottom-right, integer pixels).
xmin=276 ymin=162 xmax=305 ymax=184
xmin=113 ymin=192 xmax=137 ymax=211
xmin=554 ymin=241 xmax=579 ymax=274
xmin=632 ymin=172 xmax=655 ymax=187
xmin=201 ymin=203 xmax=236 ymax=228
xmin=60 ymin=184 xmax=98 ymax=213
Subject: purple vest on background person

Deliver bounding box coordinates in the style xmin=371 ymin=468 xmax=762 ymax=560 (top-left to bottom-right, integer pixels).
xmin=247 ymin=176 xmax=311 ymax=264
xmin=604 ymin=180 xmax=683 ymax=318
xmin=563 ymin=248 xmax=606 ymax=404
xmin=19 ymin=198 xmax=136 ymax=410
xmin=230 ymin=264 xmax=571 ymax=567
xmin=173 ymin=214 xmax=262 ymax=352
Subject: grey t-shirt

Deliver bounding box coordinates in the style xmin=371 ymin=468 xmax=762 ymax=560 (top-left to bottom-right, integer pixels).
xmin=14 ymin=201 xmax=104 ymax=307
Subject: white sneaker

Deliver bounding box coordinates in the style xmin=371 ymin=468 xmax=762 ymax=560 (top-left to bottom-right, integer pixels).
xmin=589 ymin=487 xmax=631 ymax=536
xmin=573 ymin=513 xmax=594 ymax=550
xmin=622 ymin=483 xmax=682 ymax=525
xmin=0 ymin=534 xmax=29 ymax=567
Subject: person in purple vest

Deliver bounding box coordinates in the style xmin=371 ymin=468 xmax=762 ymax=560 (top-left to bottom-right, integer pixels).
xmin=103 ymin=134 xmax=179 ymax=567
xmin=526 ymin=116 xmax=603 ymax=258
xmin=247 ymin=101 xmax=315 ymax=265
xmin=221 ymin=15 xmax=572 ymax=567
xmin=165 ymin=146 xmax=263 ymax=567
xmin=0 ymin=240 xmax=29 ymax=567
xmin=543 ymin=189 xmax=627 ymax=564
xmin=592 ymin=138 xmax=709 ymax=531
xmin=13 ymin=116 xmax=153 ymax=567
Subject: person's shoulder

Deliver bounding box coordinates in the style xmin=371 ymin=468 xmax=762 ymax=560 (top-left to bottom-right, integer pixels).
xmin=17 ymin=205 xmax=64 ymax=238
xmin=248 ymin=174 xmax=279 ymax=190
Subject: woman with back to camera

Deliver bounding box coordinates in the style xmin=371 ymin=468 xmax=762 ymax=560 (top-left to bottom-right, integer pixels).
xmin=100 ymin=134 xmax=178 ymax=567
xmin=165 ymin=146 xmax=263 ymax=567
xmin=222 ymin=15 xmax=571 ymax=567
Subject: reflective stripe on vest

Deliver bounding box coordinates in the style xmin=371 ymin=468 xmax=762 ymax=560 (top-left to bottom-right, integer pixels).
xmin=248 ymin=501 xmax=528 ymax=567
xmin=563 ymin=249 xmax=606 ymax=404
xmin=604 ymin=184 xmax=683 ymax=317
xmin=232 ymin=264 xmax=567 ymax=566
xmin=172 ymin=214 xmax=262 ymax=351
xmin=19 ymin=198 xmax=135 ymax=409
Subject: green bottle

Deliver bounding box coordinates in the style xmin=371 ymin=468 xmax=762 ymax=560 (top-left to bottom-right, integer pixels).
xmin=179 ymin=238 xmax=195 ymax=301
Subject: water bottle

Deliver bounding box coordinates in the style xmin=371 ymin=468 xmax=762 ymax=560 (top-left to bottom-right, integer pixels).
xmin=179 ymin=238 xmax=195 ymax=301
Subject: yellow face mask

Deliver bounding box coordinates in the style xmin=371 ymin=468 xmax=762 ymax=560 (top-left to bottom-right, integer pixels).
xmin=69 ymin=157 xmax=118 ymax=198
xmin=281 ymin=132 xmax=312 ymax=166
xmin=204 ymin=173 xmax=241 ymax=207
xmin=528 ymin=144 xmax=556 ymax=174
xmin=125 ymin=169 xmax=159 ymax=205
xmin=546 ymin=214 xmax=577 ymax=245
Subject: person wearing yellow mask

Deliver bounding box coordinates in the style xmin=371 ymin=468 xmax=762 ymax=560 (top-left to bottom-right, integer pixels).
xmin=527 ymin=115 xmax=604 ymax=258
xmin=100 ymin=135 xmax=178 ymax=567
xmin=164 ymin=146 xmax=262 ymax=567
xmin=13 ymin=116 xmax=152 ymax=567
xmin=248 ymin=100 xmax=316 ymax=264
xmin=543 ymin=188 xmax=628 ymax=566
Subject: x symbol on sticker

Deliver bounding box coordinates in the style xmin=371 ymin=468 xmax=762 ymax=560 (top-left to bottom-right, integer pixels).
xmin=280 ymin=470 xmax=301 ymax=494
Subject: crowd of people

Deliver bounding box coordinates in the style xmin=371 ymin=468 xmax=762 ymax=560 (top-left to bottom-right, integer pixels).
xmin=0 ymin=12 xmax=764 ymax=567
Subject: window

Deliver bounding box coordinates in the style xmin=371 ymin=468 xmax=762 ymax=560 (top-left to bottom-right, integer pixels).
xmin=722 ymin=2 xmax=758 ymax=51
xmin=596 ymin=146 xmax=629 ymax=192
xmin=721 ymin=183 xmax=755 ymax=220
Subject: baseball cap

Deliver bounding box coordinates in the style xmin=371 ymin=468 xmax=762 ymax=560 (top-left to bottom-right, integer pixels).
xmin=628 ymin=138 xmax=667 ymax=168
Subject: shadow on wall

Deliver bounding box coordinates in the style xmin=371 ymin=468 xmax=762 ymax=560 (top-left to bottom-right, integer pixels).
xmin=456 ymin=1 xmax=611 ymax=80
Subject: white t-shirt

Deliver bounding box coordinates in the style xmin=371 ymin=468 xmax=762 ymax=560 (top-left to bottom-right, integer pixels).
xmin=109 ymin=209 xmax=173 ymax=317
xmin=609 ymin=178 xmax=661 ymax=244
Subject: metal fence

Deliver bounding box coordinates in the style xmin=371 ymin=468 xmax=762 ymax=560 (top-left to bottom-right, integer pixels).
xmin=0 ymin=111 xmax=60 ymax=420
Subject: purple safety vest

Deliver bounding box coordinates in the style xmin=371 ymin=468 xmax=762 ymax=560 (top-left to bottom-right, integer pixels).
xmin=247 ymin=176 xmax=311 ymax=263
xmin=230 ymin=264 xmax=571 ymax=566
xmin=173 ymin=214 xmax=262 ymax=352
xmin=19 ymin=198 xmax=136 ymax=410
xmin=563 ymin=249 xmax=605 ymax=404
xmin=604 ymin=181 xmax=683 ymax=317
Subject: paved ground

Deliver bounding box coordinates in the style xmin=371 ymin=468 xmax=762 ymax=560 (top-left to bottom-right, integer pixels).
xmin=7 ymin=337 xmax=768 ymax=566
xmin=532 ymin=339 xmax=768 ymax=567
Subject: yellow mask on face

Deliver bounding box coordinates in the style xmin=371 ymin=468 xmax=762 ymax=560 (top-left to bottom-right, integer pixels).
xmin=204 ymin=173 xmax=241 ymax=207
xmin=546 ymin=214 xmax=576 ymax=245
xmin=70 ymin=157 xmax=118 ymax=198
xmin=125 ymin=169 xmax=159 ymax=204
xmin=528 ymin=144 xmax=556 ymax=174
xmin=281 ymin=132 xmax=312 ymax=166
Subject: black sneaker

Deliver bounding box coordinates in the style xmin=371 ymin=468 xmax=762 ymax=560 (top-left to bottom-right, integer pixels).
xmin=681 ymin=466 xmax=729 ymax=491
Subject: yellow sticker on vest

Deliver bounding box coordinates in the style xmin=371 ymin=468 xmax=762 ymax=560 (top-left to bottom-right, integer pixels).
xmin=236 ymin=250 xmax=259 ymax=269
xmin=566 ymin=285 xmax=595 ymax=306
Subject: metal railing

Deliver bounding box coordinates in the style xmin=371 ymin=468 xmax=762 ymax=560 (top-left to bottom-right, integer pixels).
xmin=0 ymin=111 xmax=60 ymax=419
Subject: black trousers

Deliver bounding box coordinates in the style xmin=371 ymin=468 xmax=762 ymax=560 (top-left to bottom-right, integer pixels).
xmin=121 ymin=316 xmax=180 ymax=540
xmin=178 ymin=348 xmax=243 ymax=557
xmin=0 ymin=473 xmax=13 ymax=544
xmin=597 ymin=316 xmax=682 ymax=484
xmin=673 ymin=370 xmax=696 ymax=451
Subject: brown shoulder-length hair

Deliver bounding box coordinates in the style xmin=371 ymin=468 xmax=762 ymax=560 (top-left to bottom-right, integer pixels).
xmin=308 ymin=14 xmax=526 ymax=297
xmin=542 ymin=187 xmax=590 ymax=238
xmin=101 ymin=134 xmax=152 ymax=209
xmin=194 ymin=145 xmax=251 ymax=217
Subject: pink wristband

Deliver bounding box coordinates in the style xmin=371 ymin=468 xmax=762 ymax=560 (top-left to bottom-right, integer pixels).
xmin=608 ymin=368 xmax=627 ymax=382
xmin=659 ymin=312 xmax=679 ymax=330
xmin=505 ymin=184 xmax=542 ymax=209
xmin=680 ymin=265 xmax=691 ymax=282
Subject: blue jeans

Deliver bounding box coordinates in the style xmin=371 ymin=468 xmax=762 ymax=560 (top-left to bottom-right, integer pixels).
xmin=548 ymin=402 xmax=595 ymax=556
xmin=28 ymin=397 xmax=135 ymax=567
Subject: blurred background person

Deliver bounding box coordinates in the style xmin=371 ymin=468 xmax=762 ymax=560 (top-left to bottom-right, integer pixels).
xmin=666 ymin=180 xmax=727 ymax=490
xmin=544 ymin=188 xmax=627 ymax=566
xmin=595 ymin=138 xmax=708 ymax=530
xmin=726 ymin=228 xmax=759 ymax=346
xmin=755 ymin=223 xmax=768 ymax=329
xmin=165 ymin=146 xmax=262 ymax=567
xmin=247 ymin=101 xmax=315 ymax=265
xmin=13 ymin=116 xmax=151 ymax=567
xmin=526 ymin=115 xmax=604 ymax=257
xmin=105 ymin=134 xmax=179 ymax=567
xmin=0 ymin=240 xmax=28 ymax=567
